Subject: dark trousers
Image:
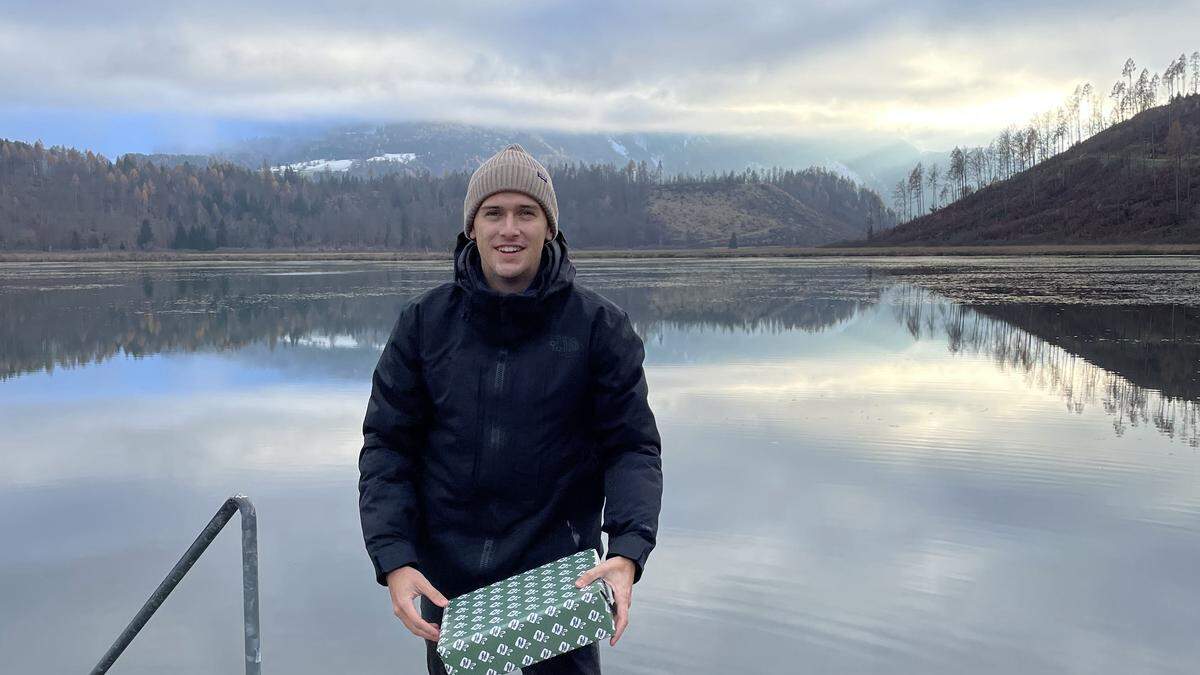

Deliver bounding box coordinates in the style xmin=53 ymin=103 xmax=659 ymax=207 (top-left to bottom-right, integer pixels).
xmin=421 ymin=596 xmax=602 ymax=674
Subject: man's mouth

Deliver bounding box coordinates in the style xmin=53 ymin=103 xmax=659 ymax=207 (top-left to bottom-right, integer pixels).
xmin=496 ymin=244 xmax=525 ymax=254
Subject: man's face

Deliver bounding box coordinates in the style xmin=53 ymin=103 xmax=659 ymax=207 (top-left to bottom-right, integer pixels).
xmin=470 ymin=191 xmax=552 ymax=294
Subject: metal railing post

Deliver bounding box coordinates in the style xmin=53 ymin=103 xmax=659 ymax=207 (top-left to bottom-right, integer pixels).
xmin=89 ymin=495 xmax=261 ymax=674
xmin=239 ymin=497 xmax=261 ymax=674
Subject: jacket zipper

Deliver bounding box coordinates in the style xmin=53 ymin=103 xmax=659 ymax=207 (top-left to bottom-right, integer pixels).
xmin=493 ymin=349 xmax=508 ymax=394
xmin=479 ymin=538 xmax=495 ymax=572
xmin=484 ymin=348 xmax=508 ymax=490
xmin=477 ymin=348 xmax=509 ymax=572
xmin=471 ymin=348 xmax=510 ymax=545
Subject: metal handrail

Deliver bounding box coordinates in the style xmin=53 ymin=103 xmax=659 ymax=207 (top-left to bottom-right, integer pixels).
xmin=89 ymin=495 xmax=261 ymax=674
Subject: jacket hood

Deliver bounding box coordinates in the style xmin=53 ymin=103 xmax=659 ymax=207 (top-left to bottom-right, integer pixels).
xmin=452 ymin=230 xmax=577 ymax=342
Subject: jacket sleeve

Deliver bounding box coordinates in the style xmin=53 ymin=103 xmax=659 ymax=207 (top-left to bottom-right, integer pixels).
xmin=590 ymin=307 xmax=663 ymax=584
xmin=358 ymin=300 xmax=431 ymax=586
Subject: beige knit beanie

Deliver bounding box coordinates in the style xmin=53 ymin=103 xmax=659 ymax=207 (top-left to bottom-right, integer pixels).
xmin=463 ymin=144 xmax=559 ymax=238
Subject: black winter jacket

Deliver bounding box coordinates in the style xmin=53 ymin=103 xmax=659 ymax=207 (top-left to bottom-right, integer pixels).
xmin=358 ymin=231 xmax=663 ymax=599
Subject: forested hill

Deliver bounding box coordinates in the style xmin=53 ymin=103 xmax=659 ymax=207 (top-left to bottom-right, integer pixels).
xmin=866 ymin=95 xmax=1200 ymax=245
xmin=0 ymin=140 xmax=893 ymax=251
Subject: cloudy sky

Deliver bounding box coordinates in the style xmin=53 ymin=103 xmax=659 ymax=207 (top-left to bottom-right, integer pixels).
xmin=2 ymin=0 xmax=1198 ymax=157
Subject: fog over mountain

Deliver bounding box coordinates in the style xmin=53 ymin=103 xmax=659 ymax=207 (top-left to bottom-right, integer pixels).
xmin=150 ymin=121 xmax=934 ymax=199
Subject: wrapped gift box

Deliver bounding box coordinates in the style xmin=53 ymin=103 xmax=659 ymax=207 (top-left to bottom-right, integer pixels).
xmin=436 ymin=549 xmax=616 ymax=675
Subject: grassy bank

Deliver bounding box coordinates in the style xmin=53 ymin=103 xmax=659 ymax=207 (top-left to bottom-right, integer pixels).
xmin=2 ymin=243 xmax=1200 ymax=263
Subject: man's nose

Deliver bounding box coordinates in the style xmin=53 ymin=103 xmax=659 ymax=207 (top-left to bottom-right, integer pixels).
xmin=501 ymin=212 xmax=518 ymax=234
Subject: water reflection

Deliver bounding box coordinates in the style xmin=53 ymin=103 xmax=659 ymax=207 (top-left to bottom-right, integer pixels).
xmin=2 ymin=260 xmax=1195 ymax=445
xmin=891 ymin=286 xmax=1200 ymax=446
xmin=0 ymin=262 xmax=443 ymax=380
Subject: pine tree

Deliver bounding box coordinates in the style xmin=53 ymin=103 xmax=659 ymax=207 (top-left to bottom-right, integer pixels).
xmin=171 ymin=224 xmax=187 ymax=249
xmin=137 ymin=219 xmax=154 ymax=250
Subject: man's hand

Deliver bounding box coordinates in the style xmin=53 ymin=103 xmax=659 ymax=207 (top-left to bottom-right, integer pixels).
xmin=386 ymin=565 xmax=449 ymax=642
xmin=574 ymin=555 xmax=636 ymax=647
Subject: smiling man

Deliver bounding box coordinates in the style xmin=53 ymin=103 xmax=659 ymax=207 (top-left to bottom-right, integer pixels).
xmin=473 ymin=191 xmax=546 ymax=293
xmin=358 ymin=144 xmax=664 ymax=674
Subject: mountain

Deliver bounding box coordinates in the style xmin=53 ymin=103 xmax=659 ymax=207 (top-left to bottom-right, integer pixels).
xmin=867 ymin=95 xmax=1200 ymax=246
xmin=215 ymin=122 xmax=831 ymax=174
xmin=186 ymin=121 xmax=924 ymax=196
xmin=843 ymin=141 xmax=954 ymax=197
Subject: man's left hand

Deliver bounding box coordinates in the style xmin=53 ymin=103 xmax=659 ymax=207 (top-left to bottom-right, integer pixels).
xmin=574 ymin=555 xmax=636 ymax=647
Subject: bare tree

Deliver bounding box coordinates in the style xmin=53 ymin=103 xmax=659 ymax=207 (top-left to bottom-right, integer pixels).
xmin=926 ymin=163 xmax=941 ymax=211
xmin=1054 ymin=107 xmax=1070 ymax=154
xmin=949 ymin=147 xmax=966 ymax=200
xmin=1177 ymin=53 xmax=1189 ymax=97
xmin=1110 ymin=81 xmax=1127 ymax=122
xmin=893 ymin=180 xmax=909 ymax=222
xmin=1133 ymin=69 xmax=1151 ymax=113
xmin=1011 ymin=128 xmax=1027 ymax=172
xmin=1088 ymin=84 xmax=1105 ymax=135
xmin=1023 ymin=126 xmax=1039 ymax=169
xmin=997 ymin=127 xmax=1014 ymax=178
xmin=985 ymin=140 xmax=999 ymax=184
xmin=967 ymin=148 xmax=987 ymax=189
xmin=1164 ymin=56 xmax=1181 ymax=100
xmin=1123 ymin=57 xmax=1137 ymax=103
xmin=1192 ymin=51 xmax=1200 ymax=95
xmin=908 ymin=163 xmax=925 ymax=216
xmin=1043 ymin=111 xmax=1057 ymax=159
xmin=1074 ymin=84 xmax=1085 ymax=144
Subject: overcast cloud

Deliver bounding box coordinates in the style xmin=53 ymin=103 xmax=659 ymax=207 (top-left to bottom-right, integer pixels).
xmin=1 ymin=0 xmax=1198 ymax=154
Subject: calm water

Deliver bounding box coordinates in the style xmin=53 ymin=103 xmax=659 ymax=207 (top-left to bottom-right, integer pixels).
xmin=1 ymin=256 xmax=1199 ymax=674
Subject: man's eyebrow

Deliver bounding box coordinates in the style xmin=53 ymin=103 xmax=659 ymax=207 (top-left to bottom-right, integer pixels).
xmin=482 ymin=202 xmax=537 ymax=209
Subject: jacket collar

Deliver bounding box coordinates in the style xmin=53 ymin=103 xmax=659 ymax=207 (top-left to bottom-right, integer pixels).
xmin=453 ymin=230 xmax=576 ymax=342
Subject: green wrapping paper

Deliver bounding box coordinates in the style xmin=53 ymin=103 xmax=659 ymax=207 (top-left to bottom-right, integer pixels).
xmin=436 ymin=549 xmax=616 ymax=675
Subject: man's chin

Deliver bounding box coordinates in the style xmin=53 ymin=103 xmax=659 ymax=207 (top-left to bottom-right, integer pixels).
xmin=494 ymin=266 xmax=533 ymax=281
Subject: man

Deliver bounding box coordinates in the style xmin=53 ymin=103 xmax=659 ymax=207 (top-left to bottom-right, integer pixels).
xmin=358 ymin=144 xmax=664 ymax=674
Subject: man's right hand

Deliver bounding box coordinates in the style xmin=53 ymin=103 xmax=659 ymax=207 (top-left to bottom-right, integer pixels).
xmin=386 ymin=565 xmax=449 ymax=642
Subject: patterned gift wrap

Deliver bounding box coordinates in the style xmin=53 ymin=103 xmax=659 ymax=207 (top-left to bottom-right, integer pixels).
xmin=436 ymin=549 xmax=616 ymax=675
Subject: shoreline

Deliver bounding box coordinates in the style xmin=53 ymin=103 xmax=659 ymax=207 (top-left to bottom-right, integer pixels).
xmin=2 ymin=242 xmax=1199 ymax=263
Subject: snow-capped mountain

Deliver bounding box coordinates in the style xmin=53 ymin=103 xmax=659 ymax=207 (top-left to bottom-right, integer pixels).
xmin=195 ymin=121 xmax=937 ymax=196
xmin=272 ymin=153 xmax=420 ymax=176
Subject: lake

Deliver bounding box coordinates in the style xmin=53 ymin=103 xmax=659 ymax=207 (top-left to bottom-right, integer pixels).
xmin=1 ymin=255 xmax=1199 ymax=674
